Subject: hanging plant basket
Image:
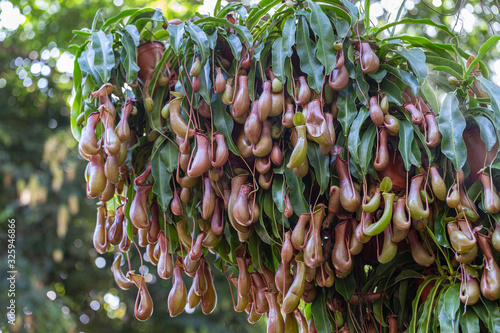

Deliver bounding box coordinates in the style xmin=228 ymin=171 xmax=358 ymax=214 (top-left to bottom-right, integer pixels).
xmin=137 ymin=41 xmax=165 ymax=83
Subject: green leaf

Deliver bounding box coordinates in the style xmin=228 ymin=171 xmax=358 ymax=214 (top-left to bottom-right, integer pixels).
xmin=373 ymin=298 xmax=386 ymax=327
xmin=124 ymin=24 xmax=140 ymax=46
xmin=198 ymin=61 xmax=212 ymax=105
xmin=207 ymin=31 xmax=218 ymax=50
xmin=284 ymin=157 xmax=309 ymax=216
xmin=478 ymin=77 xmax=500 ymax=137
xmin=195 ymin=17 xmax=253 ymax=47
xmin=255 ymin=220 xmax=275 ymax=245
xmin=263 ymin=191 xmax=280 ymax=239
xmin=348 ymin=107 xmax=369 ymax=164
xmin=236 ymin=5 xmax=247 ymax=21
xmin=223 ymin=33 xmax=242 ymax=61
xmin=418 ymin=280 xmax=444 ymax=333
xmin=308 ymin=0 xmax=337 ymax=75
xmin=245 ymin=0 xmax=282 ymax=30
xmin=69 ymin=88 xmax=82 ymax=141
xmin=275 ymin=205 xmax=289 ymax=228
xmin=438 ymin=93 xmax=467 ymax=171
xmin=355 ymin=62 xmax=370 ymax=104
xmin=379 ymin=64 xmax=402 ymax=79
xmin=167 ymin=23 xmax=185 ymax=55
xmin=383 ymin=35 xmax=454 ymax=59
xmin=349 ymin=156 xmax=362 ymax=182
xmin=443 ymin=283 xmax=460 ymax=323
xmin=272 ymin=175 xmax=285 ymax=213
xmin=410 ymin=137 xmax=422 ymax=167
xmin=362 ymin=253 xmax=413 ymax=292
xmin=420 ymin=80 xmax=439 ymax=113
xmin=340 ymin=0 xmax=359 ymax=26
xmin=311 ymin=291 xmax=333 ymax=333
xmin=335 ymin=272 xmax=356 ymax=301
xmin=91 ymin=31 xmax=115 ymax=83
xmin=467 ymin=179 xmax=483 ymax=203
xmin=121 ymin=25 xmax=140 ymax=82
xmin=426 ymin=55 xmax=464 ymax=79
xmin=151 ymin=138 xmax=177 ymax=211
xmin=257 ymin=192 xmax=278 ymax=245
xmin=307 ymin=142 xmax=330 ymax=195
xmin=284 ymin=57 xmax=294 ymax=98
xmin=400 ymin=69 xmax=419 ymax=97
xmin=248 ymin=67 xmax=256 ymax=102
xmin=212 ymin=95 xmax=239 ymax=156
xmin=434 ymin=207 xmax=451 ymax=248
xmin=72 ymin=28 xmax=92 ymax=36
xmin=471 ymin=298 xmax=500 ymax=331
xmin=148 ymin=86 xmax=168 ymax=132
xmin=460 ymin=310 xmax=479 ymax=333
xmin=398 ymin=118 xmax=414 ymax=171
xmin=432 ymin=288 xmax=446 ymax=331
xmin=186 ymin=22 xmax=210 ymax=66
xmin=359 ymin=123 xmax=377 ymax=173
xmin=413 ymin=122 xmax=434 ymax=164
xmin=398 ymin=279 xmax=409 ymax=326
xmin=148 ymin=46 xmax=174 ymax=96
xmin=282 ymin=16 xmax=296 ymax=58
xmin=78 ymin=48 xmax=103 ymax=87
xmin=296 ymin=16 xmax=324 ymax=93
xmin=69 ymin=44 xmax=85 ymax=51
xmin=393 ymin=47 xmax=427 ymax=81
xmin=472 ymin=301 xmax=490 ymax=330
xmin=408 ymin=277 xmax=439 ymax=332
xmin=91 ymin=8 xmax=103 ymax=32
xmin=124 ymin=183 xmax=135 ymax=241
xmin=394 ymin=269 xmax=422 ymax=283
xmin=373 ymin=18 xmax=456 ymax=40
xmin=272 ymin=37 xmax=286 ymax=82
xmin=474 ymin=115 xmax=497 ymax=151
xmin=438 ymin=292 xmax=454 ymax=333
xmin=381 ymin=78 xmax=403 ymax=106
xmin=215 ymin=1 xmax=238 ymax=18
xmin=337 ymin=86 xmax=357 ymax=135
xmin=254 ymin=39 xmax=269 ymax=63
xmin=127 ymin=8 xmax=163 ymax=26
xmin=326 ymin=11 xmax=349 ymax=36
xmin=70 ymin=51 xmax=83 ymax=141
xmin=465 ymin=36 xmax=500 ymax=77
xmin=363 ymin=0 xmax=370 ymax=32
xmin=368 ymin=69 xmax=387 ymax=83
xmin=132 ymin=10 xmax=164 ymax=34
xmin=101 ymin=8 xmax=139 ymax=30
xmin=126 ymin=215 xmax=134 ymax=242
xmin=433 ymin=65 xmax=463 ymax=81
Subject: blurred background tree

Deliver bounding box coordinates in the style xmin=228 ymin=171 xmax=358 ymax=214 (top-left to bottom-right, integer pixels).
xmin=0 ymin=0 xmax=499 ymax=332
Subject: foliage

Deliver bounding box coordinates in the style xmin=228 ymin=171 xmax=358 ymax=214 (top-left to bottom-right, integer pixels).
xmin=67 ymin=0 xmax=500 ymax=332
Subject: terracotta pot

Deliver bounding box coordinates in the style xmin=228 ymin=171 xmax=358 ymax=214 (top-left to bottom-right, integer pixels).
xmin=137 ymin=41 xmax=165 ymax=83
xmin=463 ymin=127 xmax=498 ymax=183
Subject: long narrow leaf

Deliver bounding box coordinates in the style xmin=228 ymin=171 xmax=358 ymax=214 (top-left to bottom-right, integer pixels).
xmin=91 ymin=31 xmax=115 ymax=83
xmin=295 ymin=16 xmax=324 ymax=93
xmin=465 ymin=36 xmax=500 ymax=76
xmin=308 ymin=0 xmax=337 ymax=74
xmin=438 ymin=93 xmax=467 ymax=171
